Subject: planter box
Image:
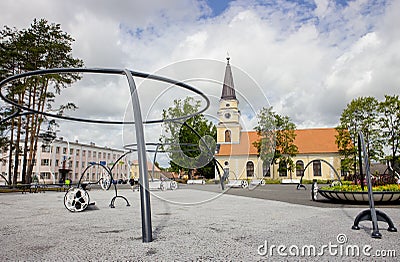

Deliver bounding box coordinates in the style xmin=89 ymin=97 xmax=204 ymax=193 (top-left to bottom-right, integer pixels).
xmin=318 ymin=190 xmax=400 ymax=203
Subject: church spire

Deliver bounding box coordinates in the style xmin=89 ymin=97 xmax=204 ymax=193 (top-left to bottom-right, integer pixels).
xmin=221 ymin=56 xmax=236 ymax=100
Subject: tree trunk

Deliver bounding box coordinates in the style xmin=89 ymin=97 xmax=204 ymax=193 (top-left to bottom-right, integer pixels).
xmin=21 ymin=85 xmax=33 ymax=183
xmin=13 ymin=115 xmax=22 ymax=185
xmin=21 ymin=114 xmax=30 ymax=183
xmin=26 ymin=80 xmax=40 ymax=184
xmin=8 ymin=117 xmax=14 ymax=185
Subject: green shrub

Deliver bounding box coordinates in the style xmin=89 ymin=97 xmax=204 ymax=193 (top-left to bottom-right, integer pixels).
xmin=263 ymin=179 xmax=281 ymax=184
xmin=321 ymin=184 xmax=400 ymax=192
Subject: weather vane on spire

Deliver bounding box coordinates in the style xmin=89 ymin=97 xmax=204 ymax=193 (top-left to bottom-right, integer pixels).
xmin=226 ymin=52 xmax=230 ymax=64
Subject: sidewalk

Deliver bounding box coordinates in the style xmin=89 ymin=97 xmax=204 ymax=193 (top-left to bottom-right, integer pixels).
xmin=0 ymin=188 xmax=399 ymax=261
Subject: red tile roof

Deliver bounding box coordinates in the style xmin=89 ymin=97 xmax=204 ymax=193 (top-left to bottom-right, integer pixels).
xmin=216 ymin=128 xmax=339 ymax=156
xmin=294 ymin=128 xmax=339 ymax=154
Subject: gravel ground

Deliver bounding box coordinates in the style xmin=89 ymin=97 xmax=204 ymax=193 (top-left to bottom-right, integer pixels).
xmin=0 ymin=188 xmax=399 ymax=261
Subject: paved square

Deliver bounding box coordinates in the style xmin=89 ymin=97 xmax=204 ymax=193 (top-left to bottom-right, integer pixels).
xmin=0 ymin=187 xmax=399 ymax=260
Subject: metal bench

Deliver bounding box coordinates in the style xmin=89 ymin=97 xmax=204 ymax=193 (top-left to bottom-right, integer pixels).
xmin=281 ymin=179 xmax=300 ymax=184
xmin=226 ymin=180 xmax=248 ymax=188
xmin=149 ymin=180 xmax=178 ymax=190
xmin=249 ymin=179 xmax=265 ymax=186
xmin=187 ymin=179 xmax=205 ymax=185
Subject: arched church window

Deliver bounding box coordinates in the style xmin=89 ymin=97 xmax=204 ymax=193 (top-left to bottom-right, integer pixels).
xmin=296 ymin=160 xmax=304 ymax=177
xmin=246 ymin=161 xmax=254 ymax=177
xmin=225 ymin=130 xmax=231 ymax=142
xmin=279 ymin=160 xmax=287 ymax=177
xmin=313 ymin=160 xmax=322 ymax=176
xmin=263 ymin=161 xmax=271 ymax=177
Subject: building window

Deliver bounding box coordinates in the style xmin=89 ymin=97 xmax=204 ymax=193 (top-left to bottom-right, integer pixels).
xmin=41 ymin=159 xmax=50 ymax=166
xmin=313 ymin=160 xmax=322 ymax=176
xmin=246 ymin=161 xmax=254 ymax=177
xmin=76 ymin=149 xmax=80 ymax=156
xmin=296 ymin=160 xmax=304 ymax=177
xmin=70 ymin=148 xmax=74 ymax=155
xmin=83 ymin=150 xmax=86 ymax=157
xmin=263 ymin=161 xmax=271 ymax=177
xmin=225 ymin=130 xmax=231 ymax=142
xmin=88 ymin=151 xmax=91 ymax=157
xmin=56 ymin=147 xmax=60 ymax=154
xmin=279 ymin=160 xmax=287 ymax=177
xmin=40 ymin=172 xmax=51 ymax=179
xmin=63 ymin=147 xmax=67 ymax=154
xmin=42 ymin=146 xmax=50 ymax=153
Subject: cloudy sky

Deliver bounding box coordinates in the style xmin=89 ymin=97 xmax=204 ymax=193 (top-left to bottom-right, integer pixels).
xmin=1 ymin=0 xmax=399 ymax=163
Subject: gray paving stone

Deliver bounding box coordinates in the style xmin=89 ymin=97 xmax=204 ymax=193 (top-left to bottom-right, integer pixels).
xmin=0 ymin=188 xmax=399 ymax=261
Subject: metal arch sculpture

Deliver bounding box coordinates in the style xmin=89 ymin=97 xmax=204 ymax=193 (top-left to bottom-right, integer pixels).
xmin=297 ymin=158 xmax=342 ymax=190
xmin=351 ymin=131 xmax=397 ymax=238
xmin=123 ymin=142 xmax=192 ymax=190
xmin=0 ymin=68 xmax=210 ymax=124
xmin=124 ymin=120 xmax=225 ymax=189
xmin=0 ymin=67 xmax=210 ymax=243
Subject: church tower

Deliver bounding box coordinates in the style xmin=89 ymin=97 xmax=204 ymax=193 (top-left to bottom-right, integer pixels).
xmin=217 ymin=57 xmax=242 ymax=144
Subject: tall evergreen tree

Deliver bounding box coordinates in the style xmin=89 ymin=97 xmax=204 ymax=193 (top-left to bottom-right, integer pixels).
xmin=0 ymin=19 xmax=83 ymax=185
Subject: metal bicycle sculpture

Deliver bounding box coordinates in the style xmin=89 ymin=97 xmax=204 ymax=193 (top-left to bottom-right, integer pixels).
xmin=0 ymin=67 xmax=210 ymax=243
xmin=64 ymin=150 xmax=133 ymax=212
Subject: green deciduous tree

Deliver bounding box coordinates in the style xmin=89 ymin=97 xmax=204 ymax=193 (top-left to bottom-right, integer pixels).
xmin=378 ymin=95 xmax=400 ymax=172
xmin=0 ymin=19 xmax=83 ymax=185
xmin=335 ymin=96 xmax=382 ymax=181
xmin=254 ymin=106 xmax=298 ymax=177
xmin=161 ymin=97 xmax=216 ymax=179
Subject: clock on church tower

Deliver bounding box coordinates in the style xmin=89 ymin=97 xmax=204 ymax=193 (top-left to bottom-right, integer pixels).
xmin=217 ymin=57 xmax=242 ymax=144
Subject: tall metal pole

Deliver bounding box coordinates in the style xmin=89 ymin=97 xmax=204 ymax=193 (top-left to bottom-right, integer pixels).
xmin=358 ymin=131 xmax=380 ymax=238
xmin=124 ymin=69 xmax=152 ymax=243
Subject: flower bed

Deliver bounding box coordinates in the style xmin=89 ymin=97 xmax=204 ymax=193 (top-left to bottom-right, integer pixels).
xmin=319 ymin=184 xmax=400 ymax=203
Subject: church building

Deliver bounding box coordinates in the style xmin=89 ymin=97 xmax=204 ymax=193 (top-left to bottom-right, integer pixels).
xmin=214 ymin=58 xmax=342 ymax=182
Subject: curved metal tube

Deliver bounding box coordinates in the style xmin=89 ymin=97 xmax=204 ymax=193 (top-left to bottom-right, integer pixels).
xmin=0 ymin=68 xmax=210 ymax=125
xmin=299 ymin=158 xmax=341 ymax=186
xmin=0 ymin=173 xmax=9 ymax=185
